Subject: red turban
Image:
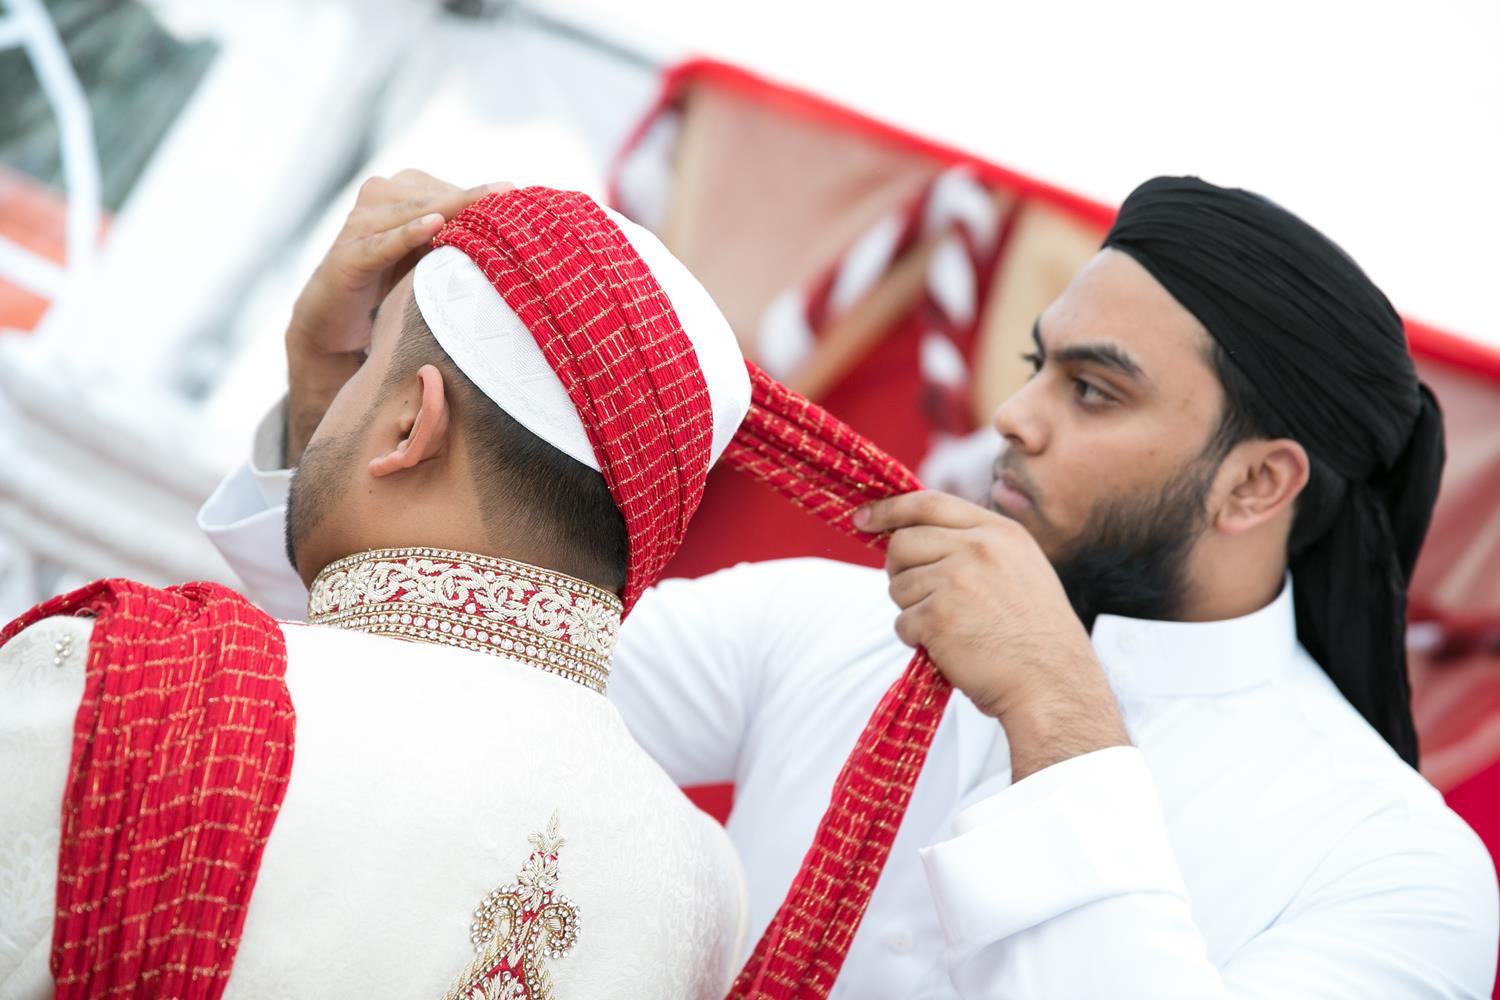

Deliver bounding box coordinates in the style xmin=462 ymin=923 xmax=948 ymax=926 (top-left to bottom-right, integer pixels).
xmin=431 ymin=186 xmax=743 ymax=613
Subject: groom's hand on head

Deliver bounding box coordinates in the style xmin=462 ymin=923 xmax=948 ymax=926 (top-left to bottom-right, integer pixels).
xmin=284 ymin=170 xmax=512 ymax=464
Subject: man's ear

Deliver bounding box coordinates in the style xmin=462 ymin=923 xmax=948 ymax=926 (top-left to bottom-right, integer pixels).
xmin=1213 ymin=438 xmax=1310 ymax=536
xmin=369 ymin=364 xmax=452 ymax=477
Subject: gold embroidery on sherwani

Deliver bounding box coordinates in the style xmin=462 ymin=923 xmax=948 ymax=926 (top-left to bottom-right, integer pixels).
xmin=308 ymin=547 xmax=622 ymax=694
xmin=444 ymin=812 xmax=581 ymax=1000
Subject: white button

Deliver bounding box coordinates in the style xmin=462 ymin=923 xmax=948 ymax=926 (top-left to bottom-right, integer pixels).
xmin=887 ymin=929 xmax=914 ymax=953
xmin=1117 ymin=623 xmax=1146 ymax=655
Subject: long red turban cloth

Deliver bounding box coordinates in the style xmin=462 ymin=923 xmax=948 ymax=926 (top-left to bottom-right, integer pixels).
xmin=441 ymin=187 xmax=948 ymax=998
xmin=0 ymin=580 xmax=294 ymax=999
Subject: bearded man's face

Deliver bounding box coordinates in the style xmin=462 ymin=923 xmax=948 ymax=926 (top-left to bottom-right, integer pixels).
xmin=988 ymin=249 xmax=1231 ymax=627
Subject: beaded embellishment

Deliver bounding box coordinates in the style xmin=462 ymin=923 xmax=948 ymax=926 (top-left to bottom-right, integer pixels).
xmin=308 ymin=547 xmax=621 ymax=694
xmin=444 ymin=812 xmax=581 ymax=1000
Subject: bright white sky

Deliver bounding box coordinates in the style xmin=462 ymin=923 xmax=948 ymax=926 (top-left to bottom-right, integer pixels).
xmin=564 ymin=0 xmax=1500 ymax=349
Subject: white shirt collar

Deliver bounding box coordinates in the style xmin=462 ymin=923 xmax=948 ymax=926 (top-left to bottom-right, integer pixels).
xmin=1089 ymin=576 xmax=1297 ymax=698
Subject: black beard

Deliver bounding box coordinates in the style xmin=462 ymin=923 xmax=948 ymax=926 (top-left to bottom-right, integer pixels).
xmin=284 ymin=429 xmax=360 ymax=575
xmin=1049 ymin=458 xmax=1217 ymax=632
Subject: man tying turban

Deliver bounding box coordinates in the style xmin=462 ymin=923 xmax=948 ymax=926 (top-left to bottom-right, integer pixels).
xmin=0 ymin=182 xmax=752 ymax=998
xmin=193 ymin=173 xmax=1493 ymax=998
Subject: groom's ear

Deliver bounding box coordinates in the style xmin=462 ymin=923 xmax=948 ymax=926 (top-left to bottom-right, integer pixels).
xmin=369 ymin=364 xmax=452 ymax=476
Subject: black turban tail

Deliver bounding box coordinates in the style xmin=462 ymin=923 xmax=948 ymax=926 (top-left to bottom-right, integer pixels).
xmin=1103 ymin=177 xmax=1445 ymax=767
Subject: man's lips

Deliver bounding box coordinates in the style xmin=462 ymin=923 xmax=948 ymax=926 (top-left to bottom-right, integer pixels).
xmin=989 ymin=470 xmax=1034 ymax=514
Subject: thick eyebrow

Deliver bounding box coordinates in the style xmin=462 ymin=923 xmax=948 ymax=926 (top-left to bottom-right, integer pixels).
xmin=1032 ymin=319 xmax=1147 ymax=383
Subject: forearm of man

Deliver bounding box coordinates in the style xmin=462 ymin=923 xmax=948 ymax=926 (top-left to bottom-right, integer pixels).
xmin=284 ymin=332 xmax=362 ymax=466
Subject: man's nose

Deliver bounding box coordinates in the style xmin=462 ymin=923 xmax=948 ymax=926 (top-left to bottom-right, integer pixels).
xmin=992 ymin=379 xmax=1048 ymax=455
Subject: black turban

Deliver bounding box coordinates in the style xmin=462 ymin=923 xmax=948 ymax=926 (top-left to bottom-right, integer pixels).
xmin=1103 ymin=176 xmax=1444 ymax=767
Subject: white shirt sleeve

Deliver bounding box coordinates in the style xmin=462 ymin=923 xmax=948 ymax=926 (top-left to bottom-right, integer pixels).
xmin=609 ymin=563 xmax=774 ymax=788
xmin=610 ymin=558 xmax=888 ymax=790
xmin=196 ymin=398 xmax=309 ymax=620
xmin=919 ymin=746 xmax=1499 ymax=999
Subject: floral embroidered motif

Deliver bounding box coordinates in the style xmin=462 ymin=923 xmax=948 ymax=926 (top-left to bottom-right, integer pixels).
xmin=308 ymin=548 xmax=621 ymax=694
xmin=444 ymin=812 xmax=581 ymax=1000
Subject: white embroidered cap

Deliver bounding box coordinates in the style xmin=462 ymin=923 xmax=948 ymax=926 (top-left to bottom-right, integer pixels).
xmin=411 ymin=208 xmax=750 ymax=474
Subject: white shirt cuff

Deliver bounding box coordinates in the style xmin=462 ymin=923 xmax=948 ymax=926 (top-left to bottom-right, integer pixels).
xmin=197 ymin=396 xmax=307 ymax=621
xmin=248 ymin=396 xmax=293 ymax=507
xmin=920 ymin=745 xmax=1189 ymax=958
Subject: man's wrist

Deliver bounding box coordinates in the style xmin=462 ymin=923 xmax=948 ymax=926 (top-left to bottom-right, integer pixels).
xmin=284 ymin=329 xmax=361 ymax=466
xmin=998 ymin=669 xmax=1130 ymax=782
xmin=284 ymin=318 xmax=349 ymax=365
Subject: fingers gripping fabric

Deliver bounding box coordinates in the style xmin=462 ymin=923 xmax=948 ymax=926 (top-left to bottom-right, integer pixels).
xmin=0 ymin=579 xmax=294 ymax=999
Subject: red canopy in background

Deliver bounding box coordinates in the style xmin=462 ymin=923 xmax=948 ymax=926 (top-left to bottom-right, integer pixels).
xmin=610 ymin=56 xmax=1500 ymax=953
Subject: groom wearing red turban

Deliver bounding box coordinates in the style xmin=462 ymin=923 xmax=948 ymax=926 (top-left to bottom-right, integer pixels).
xmin=0 ymin=183 xmax=760 ymax=999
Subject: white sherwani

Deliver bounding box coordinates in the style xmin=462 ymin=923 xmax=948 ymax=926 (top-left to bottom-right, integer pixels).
xmin=0 ymin=605 xmax=747 ymax=997
xmin=184 ymin=405 xmax=1498 ymax=999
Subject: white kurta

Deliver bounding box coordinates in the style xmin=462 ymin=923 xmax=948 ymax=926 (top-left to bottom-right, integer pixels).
xmin=0 ymin=613 xmax=747 ymax=998
xmin=195 ymin=404 xmax=1498 ymax=999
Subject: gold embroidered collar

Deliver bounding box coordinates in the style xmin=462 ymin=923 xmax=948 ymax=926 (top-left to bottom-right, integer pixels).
xmin=308 ymin=547 xmax=622 ymax=694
